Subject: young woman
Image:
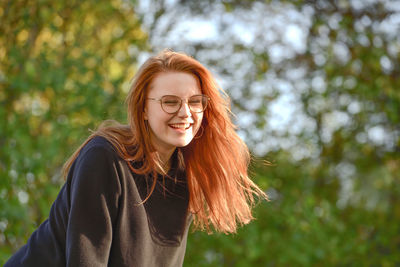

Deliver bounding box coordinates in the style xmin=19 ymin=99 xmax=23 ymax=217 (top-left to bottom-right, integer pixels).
xmin=5 ymin=50 xmax=267 ymax=266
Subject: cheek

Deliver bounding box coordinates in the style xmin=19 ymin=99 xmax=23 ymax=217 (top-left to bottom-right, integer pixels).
xmin=149 ymin=113 xmax=170 ymax=128
xmin=148 ymin=110 xmax=175 ymax=133
xmin=194 ymin=113 xmax=204 ymax=129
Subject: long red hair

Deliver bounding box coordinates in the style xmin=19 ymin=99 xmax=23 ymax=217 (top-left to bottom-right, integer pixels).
xmin=63 ymin=50 xmax=267 ymax=233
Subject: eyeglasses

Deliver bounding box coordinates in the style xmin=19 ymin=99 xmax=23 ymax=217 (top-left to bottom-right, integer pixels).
xmin=147 ymin=94 xmax=210 ymax=114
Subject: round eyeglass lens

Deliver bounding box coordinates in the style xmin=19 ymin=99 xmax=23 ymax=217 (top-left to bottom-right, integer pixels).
xmin=188 ymin=95 xmax=207 ymax=113
xmin=161 ymin=96 xmax=181 ymax=113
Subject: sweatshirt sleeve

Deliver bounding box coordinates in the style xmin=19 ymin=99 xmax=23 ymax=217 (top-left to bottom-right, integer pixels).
xmin=65 ymin=144 xmax=121 ymax=267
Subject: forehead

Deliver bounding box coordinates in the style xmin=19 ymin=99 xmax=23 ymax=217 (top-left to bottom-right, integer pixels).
xmin=148 ymin=72 xmax=201 ymax=97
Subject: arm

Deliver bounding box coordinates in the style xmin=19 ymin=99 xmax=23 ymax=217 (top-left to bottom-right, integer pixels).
xmin=65 ymin=145 xmax=121 ymax=267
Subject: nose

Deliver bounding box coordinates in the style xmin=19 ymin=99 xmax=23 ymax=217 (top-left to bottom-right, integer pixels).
xmin=177 ymin=102 xmax=191 ymax=117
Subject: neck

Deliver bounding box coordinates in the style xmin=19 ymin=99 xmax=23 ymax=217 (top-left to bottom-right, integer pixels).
xmin=156 ymin=148 xmax=175 ymax=174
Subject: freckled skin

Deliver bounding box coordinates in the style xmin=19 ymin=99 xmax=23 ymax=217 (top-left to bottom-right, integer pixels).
xmin=144 ymin=72 xmax=204 ymax=160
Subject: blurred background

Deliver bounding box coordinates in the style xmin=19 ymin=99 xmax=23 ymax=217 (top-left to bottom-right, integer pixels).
xmin=1 ymin=0 xmax=399 ymax=265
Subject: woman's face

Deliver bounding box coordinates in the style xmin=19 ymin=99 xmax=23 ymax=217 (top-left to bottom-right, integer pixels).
xmin=144 ymin=72 xmax=204 ymax=155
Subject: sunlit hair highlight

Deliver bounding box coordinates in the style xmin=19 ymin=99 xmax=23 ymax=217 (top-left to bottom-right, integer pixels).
xmin=62 ymin=49 xmax=267 ymax=233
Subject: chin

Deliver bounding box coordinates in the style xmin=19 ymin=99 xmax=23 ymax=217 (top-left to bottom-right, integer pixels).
xmin=174 ymin=137 xmax=194 ymax=147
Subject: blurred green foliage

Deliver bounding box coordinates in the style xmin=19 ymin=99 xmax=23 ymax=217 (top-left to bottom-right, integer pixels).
xmin=0 ymin=0 xmax=147 ymax=262
xmin=179 ymin=1 xmax=400 ymax=266
xmin=1 ymin=0 xmax=400 ymax=266
xmin=185 ymin=152 xmax=400 ymax=266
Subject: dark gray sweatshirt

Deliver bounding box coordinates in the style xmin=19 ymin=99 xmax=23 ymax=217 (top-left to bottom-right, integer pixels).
xmin=5 ymin=137 xmax=191 ymax=266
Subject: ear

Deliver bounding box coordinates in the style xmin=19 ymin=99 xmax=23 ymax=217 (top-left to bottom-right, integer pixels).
xmin=143 ymin=106 xmax=148 ymax=120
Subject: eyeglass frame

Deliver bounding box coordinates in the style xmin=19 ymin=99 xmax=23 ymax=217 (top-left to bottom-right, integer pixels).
xmin=147 ymin=94 xmax=210 ymax=114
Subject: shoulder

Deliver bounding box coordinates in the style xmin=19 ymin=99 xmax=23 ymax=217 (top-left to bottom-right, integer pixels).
xmin=68 ymin=136 xmax=123 ymax=179
xmin=67 ymin=136 xmax=123 ymax=193
xmin=77 ymin=136 xmax=120 ymax=163
xmin=82 ymin=136 xmax=117 ymax=154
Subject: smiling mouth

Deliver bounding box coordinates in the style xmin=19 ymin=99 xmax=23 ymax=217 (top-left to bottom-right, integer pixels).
xmin=169 ymin=123 xmax=192 ymax=130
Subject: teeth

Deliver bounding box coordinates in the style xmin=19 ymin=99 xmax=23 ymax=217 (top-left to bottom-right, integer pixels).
xmin=170 ymin=123 xmax=191 ymax=129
